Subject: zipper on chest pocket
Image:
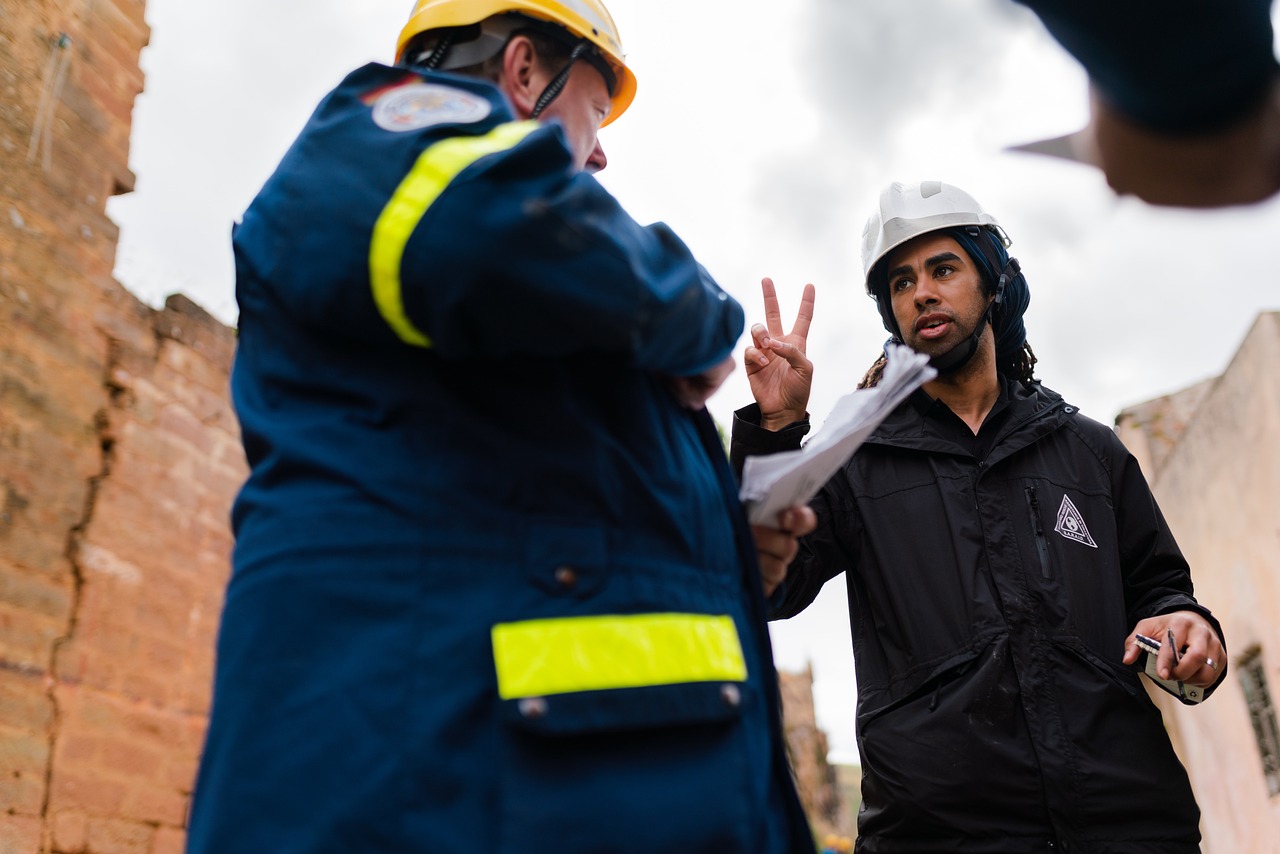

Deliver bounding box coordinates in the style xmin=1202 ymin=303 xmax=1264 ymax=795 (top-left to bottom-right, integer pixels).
xmin=1024 ymin=485 xmax=1052 ymax=579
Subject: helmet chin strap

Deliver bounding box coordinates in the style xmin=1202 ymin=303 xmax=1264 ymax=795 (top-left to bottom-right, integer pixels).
xmin=531 ymin=42 xmax=591 ymax=118
xmin=922 ymin=256 xmax=1021 ymax=375
xmin=926 ymin=307 xmax=990 ymax=373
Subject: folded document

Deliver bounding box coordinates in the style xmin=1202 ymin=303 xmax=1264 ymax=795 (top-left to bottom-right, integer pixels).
xmin=740 ymin=345 xmax=935 ymax=526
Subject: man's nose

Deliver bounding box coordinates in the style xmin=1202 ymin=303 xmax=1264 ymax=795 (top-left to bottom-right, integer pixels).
xmin=913 ymin=277 xmax=940 ymax=308
xmin=585 ymin=139 xmax=607 ymax=174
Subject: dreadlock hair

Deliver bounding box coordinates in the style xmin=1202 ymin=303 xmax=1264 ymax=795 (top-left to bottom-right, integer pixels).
xmin=856 ymin=355 xmax=887 ymax=390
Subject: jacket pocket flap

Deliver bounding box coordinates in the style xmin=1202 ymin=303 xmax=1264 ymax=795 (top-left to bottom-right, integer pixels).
xmin=501 ymin=681 xmax=745 ymax=736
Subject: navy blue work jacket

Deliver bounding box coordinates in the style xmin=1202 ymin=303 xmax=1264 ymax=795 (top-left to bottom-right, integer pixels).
xmin=187 ymin=63 xmax=812 ymax=853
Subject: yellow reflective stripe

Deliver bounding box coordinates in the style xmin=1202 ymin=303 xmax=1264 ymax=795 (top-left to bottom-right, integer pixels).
xmin=368 ymin=120 xmax=540 ymax=347
xmin=491 ymin=613 xmax=748 ymax=700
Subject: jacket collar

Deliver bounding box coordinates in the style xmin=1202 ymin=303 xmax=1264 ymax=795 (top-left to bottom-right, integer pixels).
xmin=867 ymin=375 xmax=1075 ymax=464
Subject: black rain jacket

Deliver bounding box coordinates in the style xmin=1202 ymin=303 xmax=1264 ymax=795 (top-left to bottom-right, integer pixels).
xmin=733 ymin=378 xmax=1224 ymax=853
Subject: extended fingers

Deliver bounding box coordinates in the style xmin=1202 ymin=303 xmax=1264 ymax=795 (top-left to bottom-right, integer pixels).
xmin=790 ymin=283 xmax=816 ymax=341
xmin=761 ymin=277 xmax=784 ymax=337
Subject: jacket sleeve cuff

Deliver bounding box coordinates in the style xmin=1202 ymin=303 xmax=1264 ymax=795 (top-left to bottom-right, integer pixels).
xmin=729 ymin=403 xmax=810 ymax=479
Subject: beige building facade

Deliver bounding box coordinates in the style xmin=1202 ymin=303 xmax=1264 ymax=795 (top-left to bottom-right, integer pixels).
xmin=1116 ymin=311 xmax=1280 ymax=854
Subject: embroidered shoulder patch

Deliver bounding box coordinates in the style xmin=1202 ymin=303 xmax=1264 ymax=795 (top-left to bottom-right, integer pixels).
xmin=371 ymin=82 xmax=491 ymax=133
xmin=1055 ymin=494 xmax=1098 ymax=548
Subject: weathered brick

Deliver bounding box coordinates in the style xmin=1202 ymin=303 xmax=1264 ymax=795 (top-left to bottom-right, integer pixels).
xmin=0 ymin=666 xmax=51 ymax=731
xmin=150 ymin=825 xmax=185 ymax=854
xmin=126 ymin=781 xmax=187 ymax=827
xmin=56 ymin=732 xmax=102 ymax=766
xmin=0 ymin=727 xmax=50 ymax=815
xmin=0 ymin=813 xmax=42 ymax=854
xmin=3 ymin=0 xmax=238 ymax=846
xmin=50 ymin=769 xmax=127 ymax=815
xmin=75 ymin=542 xmax=144 ymax=587
xmin=0 ymin=603 xmax=63 ymax=672
xmin=51 ymin=808 xmax=89 ymax=853
xmin=100 ymin=735 xmax=162 ymax=779
xmin=153 ymin=402 xmax=217 ymax=458
xmin=0 ymin=565 xmax=72 ymax=619
xmin=93 ymin=302 xmax=156 ymax=356
xmin=85 ymin=815 xmax=154 ymax=854
xmin=160 ymin=754 xmax=199 ymax=794
xmin=119 ymin=670 xmax=169 ymax=707
xmin=55 ymin=635 xmax=125 ymax=694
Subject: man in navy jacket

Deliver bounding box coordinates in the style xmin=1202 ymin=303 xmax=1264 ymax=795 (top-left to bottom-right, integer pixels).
xmin=188 ymin=2 xmax=815 ymax=851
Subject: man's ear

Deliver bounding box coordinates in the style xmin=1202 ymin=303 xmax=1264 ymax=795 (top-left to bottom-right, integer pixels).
xmin=498 ymin=35 xmax=542 ymax=119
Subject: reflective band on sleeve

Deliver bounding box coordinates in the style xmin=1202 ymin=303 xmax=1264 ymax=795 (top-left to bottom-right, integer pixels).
xmin=491 ymin=613 xmax=748 ymax=700
xmin=368 ymin=120 xmax=540 ymax=347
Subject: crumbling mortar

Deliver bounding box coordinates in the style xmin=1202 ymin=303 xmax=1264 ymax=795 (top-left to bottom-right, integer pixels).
xmin=37 ymin=336 xmax=122 ymax=853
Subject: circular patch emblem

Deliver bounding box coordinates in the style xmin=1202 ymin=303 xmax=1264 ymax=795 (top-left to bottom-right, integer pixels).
xmin=372 ymin=83 xmax=491 ymax=133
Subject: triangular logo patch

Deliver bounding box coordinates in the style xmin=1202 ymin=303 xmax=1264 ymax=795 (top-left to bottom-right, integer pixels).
xmin=1055 ymin=495 xmax=1097 ymax=548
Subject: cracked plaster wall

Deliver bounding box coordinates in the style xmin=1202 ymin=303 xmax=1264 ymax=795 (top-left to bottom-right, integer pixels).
xmin=1115 ymin=313 xmax=1280 ymax=853
xmin=0 ymin=2 xmax=242 ymax=852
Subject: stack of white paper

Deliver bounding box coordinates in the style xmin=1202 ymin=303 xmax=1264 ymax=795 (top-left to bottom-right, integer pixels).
xmin=740 ymin=344 xmax=936 ymax=526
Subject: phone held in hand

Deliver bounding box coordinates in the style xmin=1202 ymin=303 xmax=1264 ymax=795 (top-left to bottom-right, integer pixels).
xmin=1134 ymin=633 xmax=1204 ymax=704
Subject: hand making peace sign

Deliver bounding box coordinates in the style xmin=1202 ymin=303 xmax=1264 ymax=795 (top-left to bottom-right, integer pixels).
xmin=744 ymin=277 xmax=816 ymax=431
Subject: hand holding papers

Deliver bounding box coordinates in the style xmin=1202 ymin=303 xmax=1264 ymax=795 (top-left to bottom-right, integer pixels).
xmin=739 ymin=345 xmax=935 ymax=526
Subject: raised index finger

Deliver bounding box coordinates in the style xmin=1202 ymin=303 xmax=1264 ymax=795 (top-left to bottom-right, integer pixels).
xmin=761 ymin=277 xmax=784 ymax=337
xmin=790 ymin=282 xmax=816 ymax=343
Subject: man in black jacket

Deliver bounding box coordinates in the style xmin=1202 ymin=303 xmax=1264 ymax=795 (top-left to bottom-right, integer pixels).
xmin=733 ymin=181 xmax=1227 ymax=852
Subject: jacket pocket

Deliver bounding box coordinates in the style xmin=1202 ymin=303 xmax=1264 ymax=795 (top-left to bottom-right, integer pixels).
xmin=857 ymin=638 xmax=1049 ymax=838
xmin=1024 ymin=484 xmax=1053 ymax=579
xmin=1052 ymin=637 xmax=1142 ymax=699
xmin=492 ymin=613 xmax=752 ymax=852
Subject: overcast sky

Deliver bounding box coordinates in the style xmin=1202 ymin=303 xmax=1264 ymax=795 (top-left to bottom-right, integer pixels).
xmin=107 ymin=0 xmax=1280 ymax=764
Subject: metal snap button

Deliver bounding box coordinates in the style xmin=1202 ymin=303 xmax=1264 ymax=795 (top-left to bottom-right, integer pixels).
xmin=518 ymin=697 xmax=548 ymax=720
xmin=553 ymin=565 xmax=578 ymax=590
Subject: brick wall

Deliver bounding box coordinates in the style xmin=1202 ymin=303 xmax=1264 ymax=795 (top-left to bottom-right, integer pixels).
xmin=0 ymin=2 xmax=243 ymax=851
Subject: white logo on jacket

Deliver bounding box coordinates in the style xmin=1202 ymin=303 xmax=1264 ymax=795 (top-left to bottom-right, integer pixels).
xmin=372 ymin=83 xmax=491 ymax=132
xmin=1055 ymin=494 xmax=1098 ymax=548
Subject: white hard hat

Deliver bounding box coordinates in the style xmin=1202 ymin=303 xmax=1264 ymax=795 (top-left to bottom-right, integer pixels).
xmin=860 ymin=181 xmax=1000 ymax=294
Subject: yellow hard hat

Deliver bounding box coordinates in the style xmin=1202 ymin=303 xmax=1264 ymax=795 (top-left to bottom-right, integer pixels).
xmin=395 ymin=0 xmax=637 ymax=126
